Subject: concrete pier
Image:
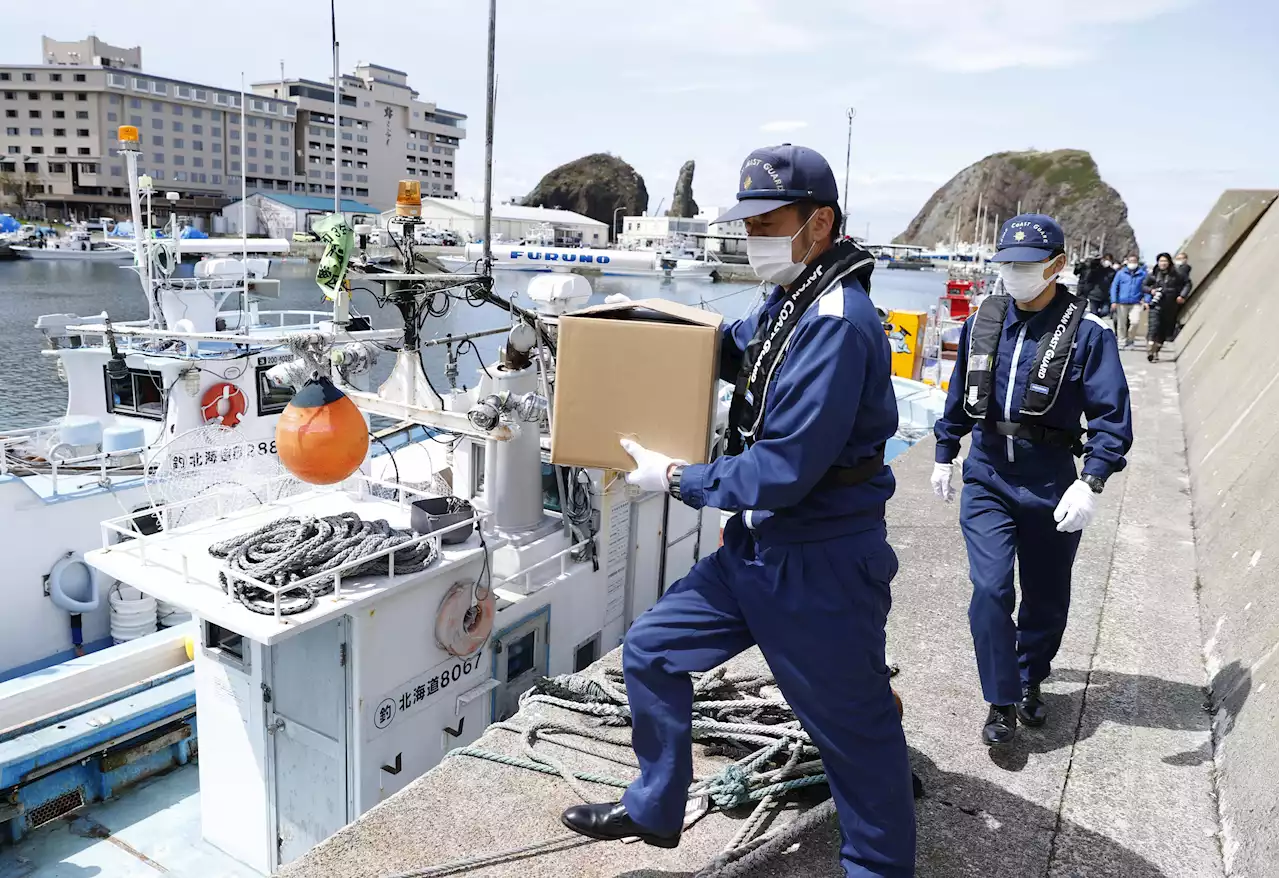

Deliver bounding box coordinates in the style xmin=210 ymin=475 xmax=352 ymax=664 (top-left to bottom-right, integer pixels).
xmin=279 ymin=362 xmax=1217 ymax=878
xmin=281 ymin=192 xmax=1277 ymax=878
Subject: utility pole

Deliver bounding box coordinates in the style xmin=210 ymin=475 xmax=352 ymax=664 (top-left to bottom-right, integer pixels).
xmin=331 ymin=0 xmax=340 ymax=215
xmin=481 ymin=0 xmax=497 ymax=274
xmin=841 ymin=107 xmax=856 ymax=236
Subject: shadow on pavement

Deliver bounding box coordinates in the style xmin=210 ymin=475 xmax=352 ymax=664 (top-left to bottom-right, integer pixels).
xmin=979 ymin=662 xmax=1248 ymax=769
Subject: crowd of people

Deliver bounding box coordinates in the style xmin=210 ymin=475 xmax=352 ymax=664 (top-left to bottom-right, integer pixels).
xmin=1075 ymin=250 xmax=1193 ymax=361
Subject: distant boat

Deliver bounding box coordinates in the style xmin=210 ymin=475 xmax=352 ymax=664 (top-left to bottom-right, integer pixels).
xmin=11 ymin=226 xmax=132 ymax=261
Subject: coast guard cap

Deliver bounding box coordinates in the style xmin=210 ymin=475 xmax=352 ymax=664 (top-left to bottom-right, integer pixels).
xmin=712 ymin=144 xmax=840 ymax=224
xmin=990 ymin=214 xmax=1065 ymax=262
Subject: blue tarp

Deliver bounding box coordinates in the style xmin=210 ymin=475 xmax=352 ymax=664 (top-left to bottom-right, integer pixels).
xmin=0 ymin=215 xmax=18 ymax=233
xmin=179 ymin=226 xmax=208 ymax=239
xmin=108 ymin=222 xmax=134 ymax=237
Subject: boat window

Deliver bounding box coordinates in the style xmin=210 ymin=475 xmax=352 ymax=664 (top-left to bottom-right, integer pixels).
xmin=505 ymin=630 xmax=536 ymax=681
xmin=574 ymin=633 xmax=600 ymax=673
xmin=203 ymin=621 xmax=247 ymax=670
xmin=255 ymin=363 xmax=295 ymax=415
xmin=104 ymin=367 xmax=165 ymax=420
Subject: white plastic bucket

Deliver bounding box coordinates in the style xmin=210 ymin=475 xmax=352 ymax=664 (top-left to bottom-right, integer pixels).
xmin=110 ymin=585 xmax=158 ymax=644
xmin=156 ymin=599 xmax=192 ymax=628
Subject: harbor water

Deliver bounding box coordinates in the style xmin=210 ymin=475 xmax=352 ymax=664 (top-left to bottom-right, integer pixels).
xmin=0 ymin=259 xmax=949 ymax=428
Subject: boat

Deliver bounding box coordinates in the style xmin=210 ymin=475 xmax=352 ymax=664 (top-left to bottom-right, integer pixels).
xmin=10 ymin=224 xmax=133 ymax=261
xmin=439 ymin=240 xmax=721 ymax=280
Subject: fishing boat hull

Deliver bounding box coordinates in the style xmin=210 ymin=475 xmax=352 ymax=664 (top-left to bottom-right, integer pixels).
xmin=440 ymin=243 xmax=718 ymax=280
xmin=11 ymin=245 xmax=132 ymax=261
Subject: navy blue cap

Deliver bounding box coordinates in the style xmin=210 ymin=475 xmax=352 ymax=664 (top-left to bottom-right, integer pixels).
xmin=990 ymin=214 xmax=1065 ymax=263
xmin=712 ymin=144 xmax=840 ymax=224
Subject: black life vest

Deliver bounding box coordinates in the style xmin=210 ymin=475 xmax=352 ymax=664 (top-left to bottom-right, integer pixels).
xmin=726 ymin=238 xmax=874 ymax=455
xmin=963 ymin=287 xmax=1084 ymax=420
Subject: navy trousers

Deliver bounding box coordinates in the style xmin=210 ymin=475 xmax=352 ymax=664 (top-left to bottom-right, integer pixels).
xmin=620 ymin=516 xmax=916 ymax=878
xmin=960 ymin=454 xmax=1082 ymax=706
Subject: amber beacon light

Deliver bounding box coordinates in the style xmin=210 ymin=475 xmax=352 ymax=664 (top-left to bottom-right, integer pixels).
xmin=395 ymin=179 xmax=422 ymax=218
xmin=275 ymin=375 xmax=369 ymax=485
xmin=117 ymin=125 xmax=140 ymax=147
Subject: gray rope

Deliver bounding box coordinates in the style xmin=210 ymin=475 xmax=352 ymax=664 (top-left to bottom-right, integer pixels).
xmin=208 ymin=512 xmax=438 ymax=614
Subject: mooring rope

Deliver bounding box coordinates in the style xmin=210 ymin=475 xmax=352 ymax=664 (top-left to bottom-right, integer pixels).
xmin=381 ymin=666 xmax=831 ymax=877
xmin=208 ymin=512 xmax=438 ymax=615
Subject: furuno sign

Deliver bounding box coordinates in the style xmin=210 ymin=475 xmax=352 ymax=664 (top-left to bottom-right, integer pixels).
xmin=508 ymin=250 xmax=611 ymax=264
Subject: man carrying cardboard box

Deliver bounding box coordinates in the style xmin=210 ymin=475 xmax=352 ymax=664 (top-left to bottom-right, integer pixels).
xmin=561 ymin=145 xmax=916 ymax=877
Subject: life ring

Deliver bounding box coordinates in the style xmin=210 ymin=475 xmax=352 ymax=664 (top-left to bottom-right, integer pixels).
xmin=201 ymin=382 xmax=247 ymax=427
xmin=435 ymin=580 xmax=494 ymax=657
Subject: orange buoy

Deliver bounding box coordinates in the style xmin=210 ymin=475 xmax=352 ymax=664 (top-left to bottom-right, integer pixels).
xmin=275 ymin=375 xmax=369 ymax=485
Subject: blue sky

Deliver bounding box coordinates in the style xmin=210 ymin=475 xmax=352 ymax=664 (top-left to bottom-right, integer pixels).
xmin=3 ymin=0 xmax=1276 ymax=252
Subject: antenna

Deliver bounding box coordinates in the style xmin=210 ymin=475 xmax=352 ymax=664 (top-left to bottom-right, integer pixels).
xmin=481 ymin=0 xmax=497 ymax=276
xmin=331 ymin=0 xmax=341 ymax=216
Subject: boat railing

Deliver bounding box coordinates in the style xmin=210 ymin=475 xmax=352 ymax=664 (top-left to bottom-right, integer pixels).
xmin=491 ymin=535 xmax=594 ymax=597
xmin=96 ymin=472 xmax=490 ymax=621
xmin=0 ymin=432 xmax=148 ymax=492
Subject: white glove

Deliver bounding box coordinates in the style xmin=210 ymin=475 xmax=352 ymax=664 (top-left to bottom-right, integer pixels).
xmin=604 ymin=293 xmax=633 ymax=305
xmin=619 ymin=439 xmax=685 ymax=493
xmin=1054 ymin=480 xmax=1097 ymax=533
xmin=931 ymin=462 xmax=956 ymax=502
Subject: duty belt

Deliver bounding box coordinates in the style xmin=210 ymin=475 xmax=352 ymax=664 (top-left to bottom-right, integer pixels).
xmin=993 ymin=421 xmax=1083 ymax=455
xmin=819 ymin=448 xmax=886 ymax=487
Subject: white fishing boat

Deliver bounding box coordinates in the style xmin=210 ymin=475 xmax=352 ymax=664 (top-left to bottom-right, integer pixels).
xmin=439 ymin=241 xmax=721 ymax=280
xmin=11 ymin=225 xmax=133 ymax=261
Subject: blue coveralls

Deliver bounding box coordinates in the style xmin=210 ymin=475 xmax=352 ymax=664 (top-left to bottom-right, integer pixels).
xmin=933 ymin=288 xmax=1133 ymax=707
xmin=620 ymin=276 xmax=916 ymax=878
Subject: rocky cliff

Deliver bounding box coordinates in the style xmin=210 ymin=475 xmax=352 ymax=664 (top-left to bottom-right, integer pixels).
xmin=666 ymin=160 xmax=698 ymax=218
xmin=523 ymin=154 xmax=648 ymax=234
xmin=894 ymin=149 xmax=1139 ymax=256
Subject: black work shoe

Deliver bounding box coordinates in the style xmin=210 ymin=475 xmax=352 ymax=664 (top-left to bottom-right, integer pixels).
xmin=1016 ymin=683 xmax=1047 ymax=727
xmin=982 ymin=704 xmax=1017 ymax=746
xmin=560 ymin=802 xmax=680 ymax=848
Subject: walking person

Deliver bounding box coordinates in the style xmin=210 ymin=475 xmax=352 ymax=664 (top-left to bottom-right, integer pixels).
xmin=930 ymin=214 xmax=1133 ymax=746
xmin=1142 ymin=252 xmax=1188 ymax=361
xmin=1110 ymin=253 xmax=1147 ymax=347
xmin=560 ymin=144 xmax=917 ymax=877
xmin=1077 ymin=252 xmax=1117 ymax=318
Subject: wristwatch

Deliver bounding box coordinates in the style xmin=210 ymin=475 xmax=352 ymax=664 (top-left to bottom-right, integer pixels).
xmin=1081 ymin=473 xmax=1106 ymax=494
xmin=668 ymin=464 xmax=685 ymax=501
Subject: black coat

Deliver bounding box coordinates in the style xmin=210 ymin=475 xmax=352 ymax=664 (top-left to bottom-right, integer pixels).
xmin=1077 ymin=258 xmax=1116 ymax=305
xmin=1142 ymin=267 xmax=1188 ymax=309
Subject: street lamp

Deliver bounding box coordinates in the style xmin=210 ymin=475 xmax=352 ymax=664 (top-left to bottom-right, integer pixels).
xmin=612 ymin=204 xmax=626 ymax=244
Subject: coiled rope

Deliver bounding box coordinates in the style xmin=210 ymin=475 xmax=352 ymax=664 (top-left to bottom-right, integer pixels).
xmin=208 ymin=512 xmax=438 ymax=615
xmin=382 ymin=666 xmax=833 ymax=877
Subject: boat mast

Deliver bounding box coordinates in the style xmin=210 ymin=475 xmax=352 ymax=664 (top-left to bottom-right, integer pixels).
xmin=481 ymin=0 xmax=497 ymax=276
xmin=331 ymin=0 xmax=341 ymax=217
xmin=841 ymin=107 xmax=855 ymax=237
xmin=240 ymin=73 xmax=249 ymax=317
xmin=119 ymin=127 xmax=157 ymax=327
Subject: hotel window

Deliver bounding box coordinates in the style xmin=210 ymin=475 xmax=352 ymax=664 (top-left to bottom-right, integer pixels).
xmin=193 ymin=140 xmax=203 ymax=151
xmin=74 ymin=74 xmax=86 ymax=83
xmin=76 ymin=128 xmax=88 ymax=137
xmin=50 ymin=73 xmax=63 ymax=82
xmin=193 ymin=156 xmax=202 ymax=167
xmin=174 ymin=171 xmax=187 ymax=181
xmin=76 ymin=147 xmax=89 ymax=155
xmin=173 ymin=155 xmax=184 ymax=166
xmin=107 ymin=112 xmax=117 ymax=122
xmin=151 ymin=101 xmax=162 ymax=112
xmin=153 ymin=152 xmax=164 ymax=163
xmin=75 ymin=110 xmax=88 ymax=119
xmin=54 ymin=146 xmax=66 ymax=155
xmin=108 ymin=73 xmax=127 ymax=88
xmin=3 ymin=127 xmax=15 ymax=136
xmin=130 ymin=97 xmax=141 ymax=109
xmin=52 ymin=92 xmax=65 ymax=101
xmin=22 ymin=73 xmax=35 ymax=82
xmin=0 ymin=73 xmax=9 ymax=81
xmin=173 ymin=138 xmax=184 ymax=149
xmin=27 ymin=110 xmax=40 ymax=119
xmin=192 ymin=124 xmax=202 ymax=135
xmin=76 ymin=92 xmax=87 ymax=101
xmin=129 ymin=115 xmax=141 ymax=126
xmin=53 ymin=110 xmax=65 ymax=119
xmin=172 ymin=122 xmax=183 ymax=132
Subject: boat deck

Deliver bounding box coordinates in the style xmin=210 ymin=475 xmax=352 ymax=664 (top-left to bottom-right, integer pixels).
xmin=277 ymin=351 xmax=1229 ymax=878
xmin=0 ymin=762 xmax=259 ymax=878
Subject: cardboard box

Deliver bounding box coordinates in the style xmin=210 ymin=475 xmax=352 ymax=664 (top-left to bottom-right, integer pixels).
xmin=551 ymin=298 xmax=723 ymax=471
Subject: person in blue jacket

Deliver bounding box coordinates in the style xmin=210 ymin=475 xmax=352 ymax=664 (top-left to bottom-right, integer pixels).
xmin=1109 ymin=252 xmax=1148 ymax=348
xmin=931 ymin=214 xmax=1133 ymax=746
xmin=560 ymin=145 xmax=916 ymax=877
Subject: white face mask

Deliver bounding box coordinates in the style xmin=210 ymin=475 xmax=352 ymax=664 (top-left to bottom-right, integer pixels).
xmin=746 ymin=210 xmax=817 ymax=285
xmin=1126 ymin=260 xmax=1139 ymax=270
xmin=999 ymin=259 xmax=1061 ymax=303
xmin=1101 ymin=260 xmax=1111 ymax=268
xmin=1175 ymin=258 xmax=1187 ymax=267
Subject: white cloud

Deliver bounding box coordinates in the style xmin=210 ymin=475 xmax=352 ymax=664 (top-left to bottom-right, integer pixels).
xmin=760 ymin=120 xmax=809 ymax=133
xmin=848 ymin=0 xmax=1193 ymax=72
